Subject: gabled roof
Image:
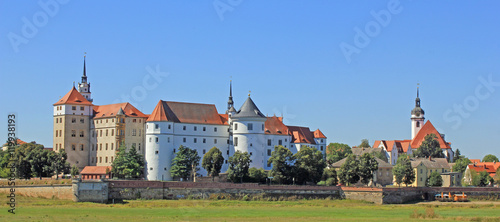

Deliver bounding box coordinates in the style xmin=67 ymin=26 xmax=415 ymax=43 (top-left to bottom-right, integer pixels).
xmin=399 ymin=140 xmax=411 ymax=153
xmin=410 ymin=158 xmax=450 ymax=169
xmin=331 ymin=156 xmax=392 ymax=168
xmin=233 ymin=96 xmax=266 ymax=118
xmin=411 ymin=121 xmax=451 ymax=149
xmin=265 ymin=116 xmax=290 ymax=135
xmin=93 ymin=103 xmax=148 ymax=119
xmin=54 ymin=87 xmax=93 ymax=106
xmin=288 ymin=126 xmax=316 ymax=144
xmin=467 ymin=164 xmax=497 ymax=177
xmin=80 ymin=166 xmax=111 ymax=175
xmin=470 ymin=159 xmax=481 ymax=164
xmin=313 ymin=129 xmax=327 ymax=139
xmin=147 ymin=100 xmax=226 ymax=125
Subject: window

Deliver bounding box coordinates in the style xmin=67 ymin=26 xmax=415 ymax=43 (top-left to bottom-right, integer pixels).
xmin=278 ymin=140 xmax=282 ymax=145
xmin=225 ymin=160 xmax=228 ymax=164
xmin=262 ymin=124 xmax=264 ymax=131
xmin=133 ymin=119 xmax=136 ymax=123
xmin=173 ymin=149 xmax=176 ymax=153
xmin=183 ymin=126 xmax=186 ymax=130
xmin=99 ymin=157 xmax=102 ymax=163
xmin=106 ymin=119 xmax=108 ymax=123
xmin=155 ymin=124 xmax=159 ymax=129
xmin=55 ymin=130 xmax=58 ymax=137
xmin=194 ymin=138 xmax=197 ymax=143
xmin=227 ymin=139 xmax=230 ymax=144
xmin=167 ymin=137 xmax=170 ymax=143
xmin=268 ymin=149 xmax=272 ymax=156
xmin=100 ymin=144 xmax=102 ymax=150
xmin=203 ymin=149 xmax=206 ymax=154
xmin=132 ymin=129 xmax=136 ymax=136
xmin=267 ymin=162 xmax=271 ymax=167
xmin=71 ymin=130 xmax=76 ymax=137
xmin=56 ymin=118 xmax=58 ymax=123
xmin=100 ymin=130 xmax=102 ymax=137
xmin=320 ymin=146 xmax=324 ymax=151
xmin=72 ymin=118 xmax=76 ymax=123
xmin=149 ymin=137 xmax=152 ymax=142
xmin=420 ymin=169 xmax=423 ymax=173
xmin=227 ymin=150 xmax=229 ymax=155
xmin=267 ymin=139 xmax=271 ymax=146
xmin=80 ymin=131 xmax=84 ymax=137
xmin=80 ymin=144 xmax=84 ymax=151
xmin=111 ymin=129 xmax=114 ymax=136
xmin=416 ymin=122 xmax=420 ymax=127
xmin=155 ymin=151 xmax=159 ymax=154
xmin=105 ymin=157 xmax=108 ymax=163
xmin=139 ymin=129 xmax=141 ymax=136
xmin=155 ymin=137 xmax=159 ymax=143
xmin=92 ymin=144 xmax=94 ymax=151
xmin=72 ymin=144 xmax=76 ymax=151
xmin=285 ymin=139 xmax=287 ymax=142
xmin=203 ymin=138 xmax=206 ymax=143
xmin=194 ymin=126 xmax=197 ymax=131
xmin=111 ymin=157 xmax=114 ymax=162
xmin=138 ymin=143 xmax=140 ymax=150
xmin=111 ymin=143 xmax=114 ymax=150
xmin=250 ymin=152 xmax=253 ymax=156
xmin=80 ymin=106 xmax=84 ymax=111
xmin=106 ymin=129 xmax=108 ymax=136
xmin=120 ymin=130 xmax=124 ymax=135
xmin=234 ymin=123 xmax=238 ymax=130
xmin=79 ymin=118 xmax=84 ymax=123
xmin=214 ymin=127 xmax=217 ymax=132
xmin=214 ymin=139 xmax=217 ymax=144
xmin=183 ymin=138 xmax=186 ymax=143
xmin=72 ymin=106 xmax=76 ymax=110
xmin=203 ymin=127 xmax=206 ymax=131
xmin=105 ymin=143 xmax=108 ymax=150
xmin=234 ymin=137 xmax=238 ymax=146
xmin=168 ymin=124 xmax=171 ymax=129
xmin=248 ymin=123 xmax=253 ymax=130
xmin=150 ymin=167 xmax=153 ymax=170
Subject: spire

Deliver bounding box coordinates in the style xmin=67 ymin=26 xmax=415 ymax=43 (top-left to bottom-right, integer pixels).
xmin=411 ymin=84 xmax=424 ymax=116
xmin=81 ymin=53 xmax=87 ymax=83
xmin=227 ymin=80 xmax=236 ymax=114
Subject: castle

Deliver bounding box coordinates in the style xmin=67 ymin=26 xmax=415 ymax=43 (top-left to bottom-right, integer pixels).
xmin=53 ymin=57 xmax=327 ymax=180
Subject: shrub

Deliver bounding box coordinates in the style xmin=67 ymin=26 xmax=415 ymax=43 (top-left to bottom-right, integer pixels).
xmin=326 ymin=178 xmax=338 ymax=186
xmin=317 ymin=181 xmax=326 ymax=186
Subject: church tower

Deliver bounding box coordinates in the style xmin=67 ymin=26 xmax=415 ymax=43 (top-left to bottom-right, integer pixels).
xmin=411 ymin=87 xmax=425 ymax=139
xmin=226 ymin=80 xmax=236 ymax=115
xmin=78 ymin=55 xmax=92 ymax=102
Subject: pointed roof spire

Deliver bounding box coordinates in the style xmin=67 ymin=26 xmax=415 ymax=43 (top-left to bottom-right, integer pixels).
xmin=411 ymin=83 xmax=424 ymax=116
xmin=117 ymin=107 xmax=125 ymax=115
xmin=233 ymin=96 xmax=266 ymax=118
xmin=82 ymin=52 xmax=87 ymax=83
xmin=226 ymin=79 xmax=236 ymax=114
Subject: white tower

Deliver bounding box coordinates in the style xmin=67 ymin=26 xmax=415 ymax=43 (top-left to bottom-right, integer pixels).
xmin=230 ymin=93 xmax=267 ymax=169
xmin=411 ymin=87 xmax=425 ymax=139
xmin=78 ymin=55 xmax=92 ymax=102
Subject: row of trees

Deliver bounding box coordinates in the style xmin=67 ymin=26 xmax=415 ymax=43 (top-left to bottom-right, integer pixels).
xmin=0 ymin=143 xmax=72 ymax=179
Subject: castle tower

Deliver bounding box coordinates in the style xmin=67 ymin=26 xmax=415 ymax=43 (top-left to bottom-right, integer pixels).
xmin=230 ymin=93 xmax=267 ymax=169
xmin=78 ymin=55 xmax=92 ymax=102
xmin=53 ymin=86 xmax=93 ymax=169
xmin=411 ymin=87 xmax=425 ymax=139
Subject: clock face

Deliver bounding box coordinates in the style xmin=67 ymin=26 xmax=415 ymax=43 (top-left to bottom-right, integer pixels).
xmin=416 ymin=113 xmax=420 ymax=117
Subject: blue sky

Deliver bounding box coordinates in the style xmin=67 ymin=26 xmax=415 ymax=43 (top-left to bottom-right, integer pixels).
xmin=1 ymin=1 xmax=499 ymax=159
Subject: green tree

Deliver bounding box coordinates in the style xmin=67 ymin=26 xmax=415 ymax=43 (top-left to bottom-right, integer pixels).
xmin=453 ymin=149 xmax=462 ymax=162
xmin=201 ymin=147 xmax=224 ymax=181
xmin=392 ymin=154 xmax=415 ymax=187
xmin=293 ymin=146 xmax=326 ymax=184
xmin=413 ymin=134 xmax=444 ymax=158
xmin=472 ymin=170 xmax=494 ymax=187
xmin=51 ymin=149 xmax=70 ymax=180
xmin=267 ymin=145 xmax=295 ymax=184
xmin=373 ymin=150 xmax=389 ymax=163
xmin=338 ymin=154 xmax=360 ymax=186
xmin=427 ymin=171 xmax=443 ymax=187
xmin=14 ymin=143 xmax=44 ymax=179
xmin=359 ymin=139 xmax=370 ymax=148
xmin=452 ymin=157 xmax=471 ymax=173
xmin=482 ymin=154 xmax=499 ymax=163
xmin=111 ymin=143 xmax=128 ymax=179
xmin=326 ymin=143 xmax=352 ymax=166
xmin=494 ymin=167 xmax=500 ymax=185
xmin=227 ymin=151 xmax=251 ymax=183
xmin=321 ymin=168 xmax=338 ymax=186
xmin=248 ymin=167 xmax=266 ymax=183
xmin=70 ymin=165 xmax=80 ymax=178
xmin=170 ymin=145 xmax=200 ymax=181
xmin=123 ymin=145 xmax=145 ymax=179
xmin=358 ymin=153 xmax=379 ymax=185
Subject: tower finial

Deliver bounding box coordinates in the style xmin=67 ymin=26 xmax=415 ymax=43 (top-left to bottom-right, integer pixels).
xmin=82 ymin=53 xmax=88 ymax=83
xmin=226 ymin=79 xmax=235 ymax=114
xmin=417 ymin=83 xmax=420 ymax=98
xmin=248 ymin=90 xmax=251 ymax=97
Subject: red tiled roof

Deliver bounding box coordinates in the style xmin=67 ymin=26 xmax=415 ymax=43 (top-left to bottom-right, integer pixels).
xmin=288 ymin=126 xmax=316 ymax=144
xmin=54 ymin=87 xmax=93 ymax=106
xmin=3 ymin=139 xmax=27 ymax=147
xmin=219 ymin=114 xmax=229 ymax=125
xmin=373 ymin=141 xmax=381 ymax=148
xmin=468 ymin=164 xmax=497 ymax=178
xmin=399 ymin=141 xmax=411 ymax=153
xmin=93 ymin=103 xmax=148 ymax=119
xmin=313 ymin=129 xmax=327 ymax=139
xmin=265 ymin=116 xmax=290 ymax=135
xmin=411 ymin=121 xmax=451 ymax=149
xmin=147 ymin=100 xmax=226 ymax=125
xmin=80 ymin=166 xmax=111 ymax=175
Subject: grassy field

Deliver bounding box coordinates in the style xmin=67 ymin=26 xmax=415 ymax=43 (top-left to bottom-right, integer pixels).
xmin=1 ymin=194 xmax=500 ymax=221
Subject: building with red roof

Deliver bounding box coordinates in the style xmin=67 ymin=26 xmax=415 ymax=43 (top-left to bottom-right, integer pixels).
xmin=463 ymin=162 xmax=499 ymax=185
xmin=373 ymin=88 xmax=454 ymax=165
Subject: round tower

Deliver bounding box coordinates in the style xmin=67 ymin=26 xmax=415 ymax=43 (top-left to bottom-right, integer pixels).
xmin=230 ymin=93 xmax=267 ymax=169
